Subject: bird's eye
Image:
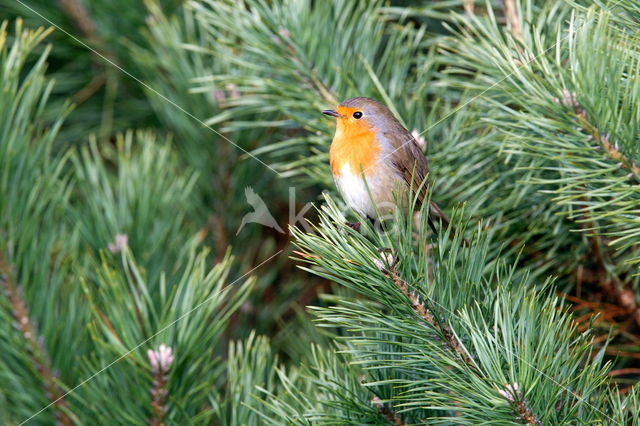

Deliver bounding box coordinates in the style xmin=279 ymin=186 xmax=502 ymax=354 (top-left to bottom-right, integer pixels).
xmin=353 ymin=111 xmax=363 ymax=119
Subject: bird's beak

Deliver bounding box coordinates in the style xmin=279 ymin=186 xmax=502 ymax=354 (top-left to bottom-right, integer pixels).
xmin=322 ymin=109 xmax=342 ymax=118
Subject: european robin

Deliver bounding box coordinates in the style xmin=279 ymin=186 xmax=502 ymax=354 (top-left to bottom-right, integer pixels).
xmin=323 ymin=96 xmax=453 ymax=236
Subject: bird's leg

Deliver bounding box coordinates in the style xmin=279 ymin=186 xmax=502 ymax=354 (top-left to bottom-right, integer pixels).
xmin=345 ymin=217 xmax=382 ymax=234
xmin=345 ymin=221 xmax=361 ymax=232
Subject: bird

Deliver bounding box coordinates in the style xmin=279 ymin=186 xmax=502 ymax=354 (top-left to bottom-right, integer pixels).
xmin=236 ymin=187 xmax=284 ymax=235
xmin=322 ymin=96 xmax=455 ymax=238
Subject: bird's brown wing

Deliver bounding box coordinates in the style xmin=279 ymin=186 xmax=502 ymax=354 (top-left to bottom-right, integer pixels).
xmin=383 ymin=127 xmax=451 ymax=231
xmin=383 ymin=127 xmax=429 ymax=200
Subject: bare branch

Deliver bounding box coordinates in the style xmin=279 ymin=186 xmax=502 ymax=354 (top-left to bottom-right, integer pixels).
xmin=0 ymin=254 xmax=73 ymax=425
xmin=57 ymin=0 xmax=95 ymax=38
xmin=503 ymin=0 xmax=523 ymax=43
xmin=373 ymin=254 xmax=475 ymax=368
xmin=463 ymin=0 xmax=474 ymax=16
xmin=371 ymin=396 xmax=404 ymax=426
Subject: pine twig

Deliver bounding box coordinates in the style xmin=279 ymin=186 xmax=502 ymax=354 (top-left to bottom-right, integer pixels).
xmin=463 ymin=0 xmax=474 ymax=16
xmin=503 ymin=0 xmax=523 ymax=43
xmin=610 ymin=284 xmax=640 ymax=328
xmin=372 ymin=253 xmax=475 ymax=368
xmin=584 ymin=224 xmax=640 ymax=329
xmin=462 ymin=0 xmax=475 ymax=35
xmin=598 ymin=135 xmax=640 ymax=180
xmin=195 ymin=213 xmax=228 ymax=263
xmin=556 ymin=89 xmax=640 ymax=328
xmin=72 ymin=73 xmax=106 ymax=104
xmin=516 ymin=400 xmax=540 ymax=425
xmin=58 ymin=0 xmax=118 ymax=104
xmin=57 ymin=0 xmax=96 ymax=38
xmin=371 ymin=396 xmax=403 ymax=426
xmin=498 ymin=383 xmax=541 ymax=425
xmin=557 ymin=88 xmax=640 ymax=180
xmin=0 ymin=255 xmax=73 ymax=426
xmin=274 ymin=26 xmax=338 ymax=105
xmin=147 ymin=344 xmax=174 ymax=426
xmin=56 ymin=0 xmax=113 ymax=63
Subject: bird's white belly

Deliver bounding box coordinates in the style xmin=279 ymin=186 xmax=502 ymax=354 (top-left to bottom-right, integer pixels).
xmin=334 ymin=163 xmax=403 ymax=218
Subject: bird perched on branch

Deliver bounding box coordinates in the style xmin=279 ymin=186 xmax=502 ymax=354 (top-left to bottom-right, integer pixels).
xmin=323 ymin=96 xmax=459 ymax=240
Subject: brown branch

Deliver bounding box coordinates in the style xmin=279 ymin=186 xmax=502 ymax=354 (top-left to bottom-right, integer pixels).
xmin=463 ymin=0 xmax=474 ymax=16
xmin=212 ymin=131 xmax=232 ymax=263
xmin=560 ymin=89 xmax=640 ymax=180
xmin=149 ymin=373 xmax=168 ymax=426
xmin=148 ymin=345 xmax=174 ymax=426
xmin=605 ymin=278 xmax=640 ymax=329
xmin=371 ymin=396 xmax=403 ymax=426
xmin=609 ymin=368 xmax=640 ymax=377
xmin=516 ymin=400 xmax=540 ymax=425
xmin=58 ymin=0 xmax=119 ymax=105
xmin=589 ymin=229 xmax=640 ymax=328
xmin=95 ymin=307 xmax=122 ymax=345
xmin=599 ymin=134 xmax=640 ymax=180
xmin=0 ymin=255 xmax=73 ymax=426
xmin=72 ymin=73 xmax=106 ymax=104
xmin=577 ymin=190 xmax=640 ymax=329
xmin=503 ymin=0 xmax=523 ymax=43
xmin=498 ymin=384 xmax=540 ymax=425
xmin=211 ymin=215 xmax=228 ymax=263
xmin=57 ymin=0 xmax=96 ymax=38
xmin=554 ymin=91 xmax=640 ymax=328
xmin=275 ymin=26 xmax=338 ymax=105
xmin=195 ymin=213 xmax=228 ymax=263
xmin=373 ymin=255 xmax=475 ymax=368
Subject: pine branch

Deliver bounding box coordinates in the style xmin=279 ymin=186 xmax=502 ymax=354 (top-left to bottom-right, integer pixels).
xmin=553 ymin=88 xmax=640 ymax=181
xmin=0 ymin=255 xmax=73 ymax=426
xmin=71 ymin=73 xmax=107 ymax=104
xmin=372 ymin=253 xmax=475 ymax=368
xmin=570 ymin=101 xmax=640 ymax=182
xmin=273 ymin=27 xmax=337 ymax=105
xmin=579 ymin=200 xmax=640 ymax=328
xmin=503 ymin=0 xmax=523 ymax=43
xmin=498 ymin=383 xmax=540 ymax=425
xmin=440 ymin=5 xmax=640 ymax=268
xmin=190 ymin=0 xmax=433 ymax=183
xmin=371 ymin=396 xmax=403 ymax=426
xmin=57 ymin=0 xmax=119 ymax=105
xmin=551 ymin=90 xmax=640 ymax=327
xmin=147 ymin=345 xmax=174 ymax=426
xmin=57 ymin=0 xmax=95 ymax=39
xmin=463 ymin=0 xmax=474 ymax=16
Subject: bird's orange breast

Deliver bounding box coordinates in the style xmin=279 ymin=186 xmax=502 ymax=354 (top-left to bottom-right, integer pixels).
xmin=329 ymin=112 xmax=381 ymax=177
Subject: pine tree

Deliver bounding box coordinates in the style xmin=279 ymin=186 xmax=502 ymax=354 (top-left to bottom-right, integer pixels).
xmin=1 ymin=0 xmax=639 ymax=424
